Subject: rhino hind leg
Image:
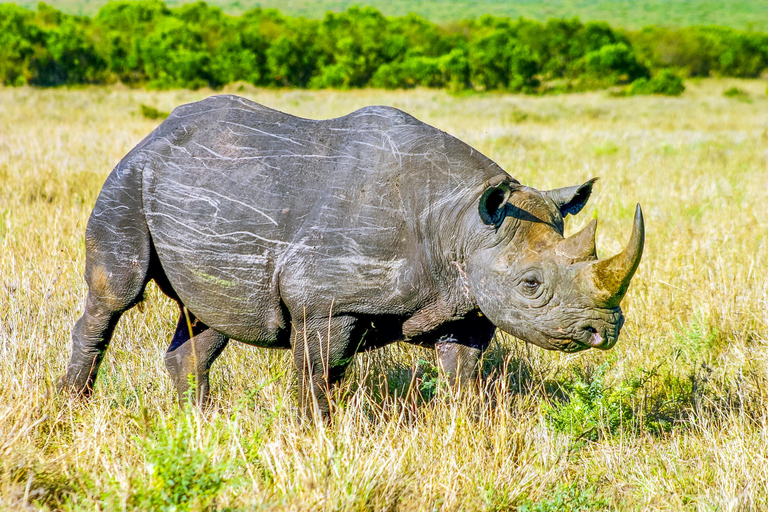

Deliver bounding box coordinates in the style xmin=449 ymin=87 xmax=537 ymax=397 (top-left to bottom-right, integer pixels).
xmin=164 ymin=309 xmax=229 ymax=405
xmin=64 ymin=227 xmax=152 ymax=393
xmin=64 ymin=258 xmax=150 ymax=395
xmin=63 ymin=162 xmax=154 ymax=396
xmin=64 ymin=293 xmax=127 ymax=395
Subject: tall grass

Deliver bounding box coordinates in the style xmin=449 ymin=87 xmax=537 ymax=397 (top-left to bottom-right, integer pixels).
xmin=0 ymin=79 xmax=767 ymax=510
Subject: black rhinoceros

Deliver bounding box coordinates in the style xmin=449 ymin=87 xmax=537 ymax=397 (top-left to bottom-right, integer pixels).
xmin=63 ymin=95 xmax=644 ymax=415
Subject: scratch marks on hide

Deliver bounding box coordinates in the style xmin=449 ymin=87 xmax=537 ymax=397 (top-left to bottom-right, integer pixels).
xmin=453 ymin=261 xmax=472 ymax=300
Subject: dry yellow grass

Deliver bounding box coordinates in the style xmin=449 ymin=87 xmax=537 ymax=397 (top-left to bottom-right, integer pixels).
xmin=0 ymin=80 xmax=767 ymax=511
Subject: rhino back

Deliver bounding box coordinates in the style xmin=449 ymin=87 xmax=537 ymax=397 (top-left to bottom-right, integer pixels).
xmin=135 ymin=95 xmax=505 ymax=343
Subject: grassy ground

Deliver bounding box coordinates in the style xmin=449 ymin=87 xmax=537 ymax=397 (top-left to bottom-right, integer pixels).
xmin=13 ymin=0 xmax=768 ymax=30
xmin=0 ymin=79 xmax=767 ymax=510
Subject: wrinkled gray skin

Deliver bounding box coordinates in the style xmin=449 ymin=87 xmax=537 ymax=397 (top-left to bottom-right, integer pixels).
xmin=63 ymin=95 xmax=644 ymax=416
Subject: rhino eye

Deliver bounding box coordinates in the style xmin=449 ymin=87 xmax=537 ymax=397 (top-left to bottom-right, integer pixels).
xmin=520 ymin=276 xmax=541 ymax=296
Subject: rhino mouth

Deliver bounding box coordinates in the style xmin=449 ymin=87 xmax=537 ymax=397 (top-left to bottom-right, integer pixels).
xmin=547 ymin=313 xmax=623 ymax=353
xmin=558 ymin=339 xmax=593 ymax=353
xmin=560 ymin=321 xmax=622 ymax=352
xmin=516 ymin=330 xmax=605 ymax=353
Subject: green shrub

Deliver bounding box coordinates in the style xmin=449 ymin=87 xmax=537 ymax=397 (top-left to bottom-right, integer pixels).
xmin=467 ymin=28 xmax=540 ymax=91
xmin=545 ymin=320 xmax=724 ymax=439
xmin=3 ymin=2 xmax=766 ymax=92
xmin=438 ymin=47 xmax=471 ymax=91
xmin=128 ymin=411 xmax=228 ymax=512
xmin=139 ymin=16 xmax=214 ymax=89
xmin=673 ymin=315 xmax=720 ymax=362
xmin=583 ymin=42 xmax=648 ymax=84
xmin=416 ymin=358 xmax=440 ymax=400
xmin=370 ymin=54 xmax=444 ymax=89
xmin=723 ymin=86 xmax=749 ymax=98
xmin=518 ymin=482 xmax=609 ymax=512
xmin=140 ymin=104 xmax=169 ymax=120
xmin=29 ymin=5 xmax=108 ymax=86
xmin=0 ymin=4 xmax=41 ymax=86
xmin=92 ymin=0 xmax=170 ymax=85
xmin=266 ymin=34 xmax=319 ymax=87
xmin=629 ymin=69 xmax=685 ymax=95
xmin=544 ymin=362 xmax=638 ymax=441
xmin=629 ymin=26 xmax=768 ymax=78
xmin=311 ymin=7 xmax=392 ymax=88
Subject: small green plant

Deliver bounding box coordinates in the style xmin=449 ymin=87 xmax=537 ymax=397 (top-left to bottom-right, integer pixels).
xmin=628 ymin=69 xmax=685 ymax=96
xmin=128 ymin=411 xmax=228 ymax=512
xmin=140 ymin=104 xmax=170 ymax=120
xmin=416 ymin=358 xmax=440 ymax=400
xmin=518 ymin=482 xmax=609 ymax=512
xmin=673 ymin=316 xmax=720 ymax=363
xmin=722 ymin=87 xmax=752 ymax=102
xmin=544 ymin=362 xmax=638 ymax=441
xmin=593 ymin=141 xmax=620 ymax=156
xmin=722 ymin=86 xmax=748 ymax=97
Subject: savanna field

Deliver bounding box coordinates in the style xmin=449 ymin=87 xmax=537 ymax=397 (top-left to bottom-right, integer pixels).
xmin=0 ymin=80 xmax=767 ymax=510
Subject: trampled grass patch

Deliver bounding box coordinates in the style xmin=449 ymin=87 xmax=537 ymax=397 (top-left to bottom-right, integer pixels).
xmin=0 ymin=80 xmax=766 ymax=510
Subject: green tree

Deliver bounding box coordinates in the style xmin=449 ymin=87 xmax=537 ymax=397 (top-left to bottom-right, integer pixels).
xmin=584 ymin=42 xmax=648 ymax=84
xmin=92 ymin=0 xmax=169 ymax=84
xmin=0 ymin=1 xmax=764 ymax=93
xmin=312 ymin=7 xmax=392 ymax=88
xmin=139 ymin=16 xmax=213 ymax=89
xmin=467 ymin=25 xmax=540 ymax=91
xmin=0 ymin=4 xmax=42 ymax=85
xmin=30 ymin=4 xmax=107 ymax=86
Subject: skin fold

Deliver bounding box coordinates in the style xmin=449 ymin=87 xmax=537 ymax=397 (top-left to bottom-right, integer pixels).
xmin=62 ymin=95 xmax=644 ymax=417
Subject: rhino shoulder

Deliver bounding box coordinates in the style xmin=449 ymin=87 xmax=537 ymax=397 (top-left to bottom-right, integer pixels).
xmin=342 ymin=104 xmax=425 ymax=128
xmin=166 ymin=94 xmax=279 ymax=120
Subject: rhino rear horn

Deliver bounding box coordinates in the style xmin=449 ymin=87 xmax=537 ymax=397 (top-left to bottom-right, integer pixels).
xmin=583 ymin=204 xmax=645 ymax=307
xmin=559 ymin=218 xmax=598 ymax=261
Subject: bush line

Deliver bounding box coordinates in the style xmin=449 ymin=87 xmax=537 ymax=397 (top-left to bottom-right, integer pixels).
xmin=2 ymin=0 xmax=766 ymax=94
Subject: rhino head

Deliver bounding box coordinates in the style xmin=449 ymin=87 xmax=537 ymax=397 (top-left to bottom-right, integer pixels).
xmin=467 ymin=177 xmax=644 ymax=352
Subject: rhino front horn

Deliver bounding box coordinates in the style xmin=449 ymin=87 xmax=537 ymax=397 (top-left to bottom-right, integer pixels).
xmin=584 ymin=204 xmax=645 ymax=307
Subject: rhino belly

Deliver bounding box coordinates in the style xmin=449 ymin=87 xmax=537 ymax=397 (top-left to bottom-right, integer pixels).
xmin=143 ymin=177 xmax=291 ymax=346
xmin=153 ymin=236 xmax=286 ymax=345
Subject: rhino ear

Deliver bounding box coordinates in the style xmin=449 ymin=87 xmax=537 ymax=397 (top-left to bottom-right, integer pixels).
xmin=479 ymin=182 xmax=515 ymax=226
xmin=544 ymin=177 xmax=598 ymax=218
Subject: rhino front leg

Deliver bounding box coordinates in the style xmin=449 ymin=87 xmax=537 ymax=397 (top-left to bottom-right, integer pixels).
xmin=164 ymin=310 xmax=229 ymax=405
xmin=434 ymin=316 xmax=496 ymax=388
xmin=291 ymin=315 xmax=358 ymax=419
xmin=436 ymin=340 xmax=484 ymax=388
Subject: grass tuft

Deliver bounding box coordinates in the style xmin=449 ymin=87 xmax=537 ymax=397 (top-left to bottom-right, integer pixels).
xmin=140 ymin=104 xmax=170 ymax=120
